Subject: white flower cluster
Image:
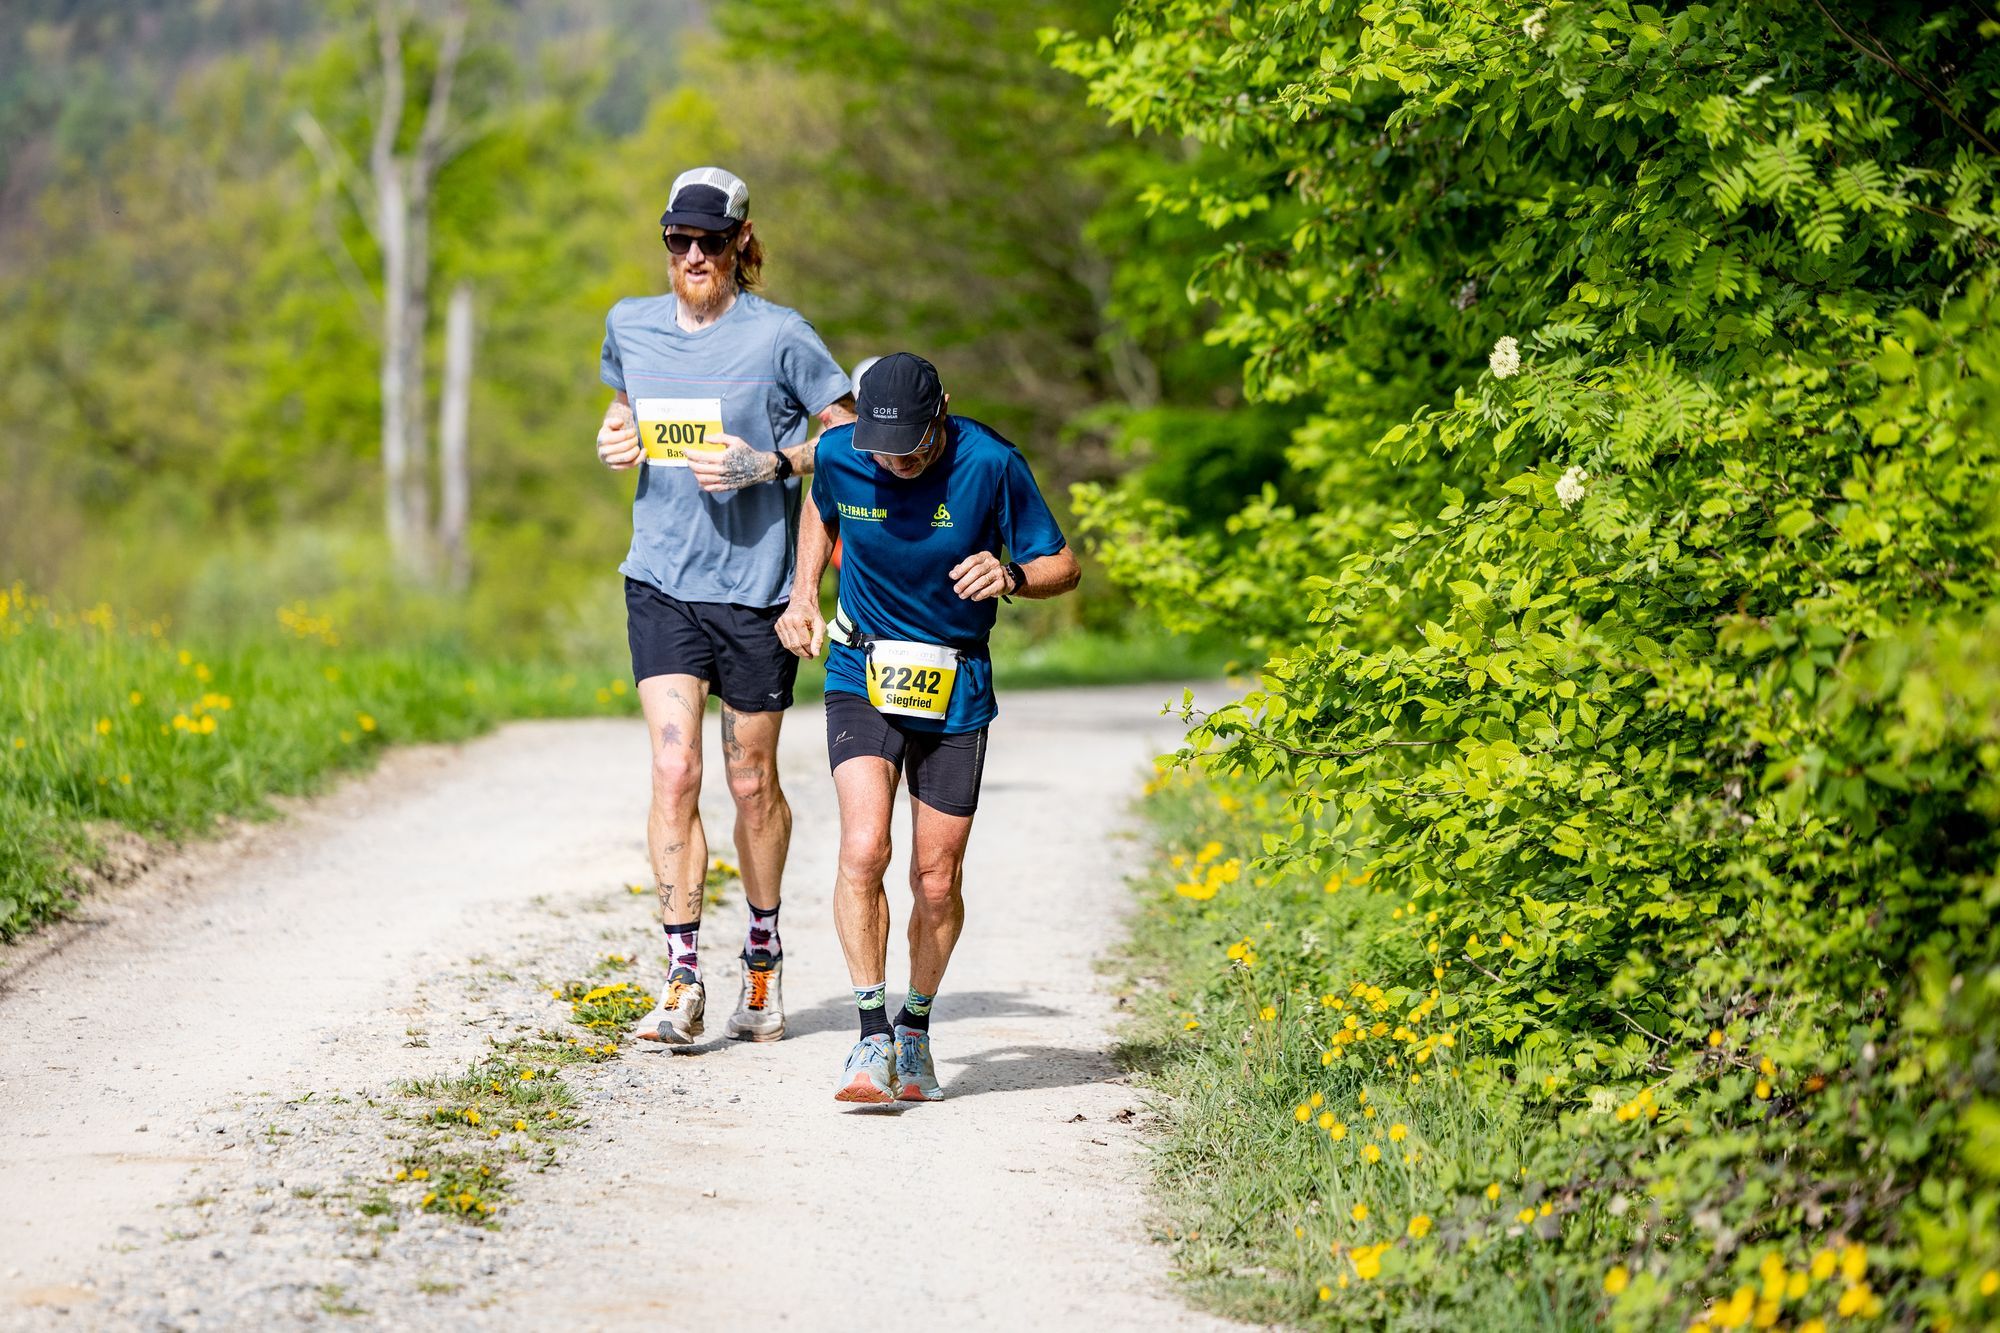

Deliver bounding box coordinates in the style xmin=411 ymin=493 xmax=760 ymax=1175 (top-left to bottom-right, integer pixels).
xmin=1489 ymin=335 xmax=1522 ymax=379
xmin=1523 ymin=8 xmax=1547 ymax=41
xmin=1556 ymin=465 xmax=1590 ymax=510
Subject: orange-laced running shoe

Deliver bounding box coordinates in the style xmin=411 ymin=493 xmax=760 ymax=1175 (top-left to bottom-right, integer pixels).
xmin=726 ymin=952 xmax=786 ymax=1042
xmin=633 ymin=976 xmax=705 ymax=1046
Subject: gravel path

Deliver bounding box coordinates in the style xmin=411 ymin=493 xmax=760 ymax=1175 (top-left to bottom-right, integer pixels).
xmin=0 ymin=686 xmax=1241 ymax=1331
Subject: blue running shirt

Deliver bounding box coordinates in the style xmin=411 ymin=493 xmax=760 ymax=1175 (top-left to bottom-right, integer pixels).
xmin=812 ymin=416 xmax=1067 ymax=732
xmin=601 ymin=292 xmax=852 ymax=607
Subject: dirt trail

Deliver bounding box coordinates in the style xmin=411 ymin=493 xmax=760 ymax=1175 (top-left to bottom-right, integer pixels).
xmin=0 ymin=685 xmax=1242 ymax=1331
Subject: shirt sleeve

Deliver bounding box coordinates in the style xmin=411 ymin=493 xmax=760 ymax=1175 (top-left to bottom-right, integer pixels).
xmin=810 ymin=437 xmax=839 ymax=524
xmin=775 ymin=312 xmax=855 ymax=416
xmin=997 ymin=447 xmax=1066 ymax=562
xmin=599 ymin=307 xmax=626 ymax=393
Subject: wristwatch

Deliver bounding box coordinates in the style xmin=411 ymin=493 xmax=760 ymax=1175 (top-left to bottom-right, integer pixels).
xmin=1003 ymin=561 xmax=1026 ymax=598
xmin=771 ymin=451 xmax=794 ymax=482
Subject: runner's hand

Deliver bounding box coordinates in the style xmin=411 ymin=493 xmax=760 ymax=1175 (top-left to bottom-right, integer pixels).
xmin=597 ymin=402 xmax=641 ymax=470
xmin=950 ymin=552 xmax=1013 ymax=602
xmin=688 ymin=434 xmax=780 ymax=493
xmin=776 ymin=598 xmax=826 ymax=659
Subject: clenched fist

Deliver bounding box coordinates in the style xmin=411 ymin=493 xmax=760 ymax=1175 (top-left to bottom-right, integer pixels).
xmin=597 ymin=400 xmax=641 ymax=470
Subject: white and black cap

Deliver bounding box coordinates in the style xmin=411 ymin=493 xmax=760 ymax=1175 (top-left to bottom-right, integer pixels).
xmin=854 ymin=353 xmax=943 ymax=456
xmin=660 ymin=166 xmax=748 ymax=231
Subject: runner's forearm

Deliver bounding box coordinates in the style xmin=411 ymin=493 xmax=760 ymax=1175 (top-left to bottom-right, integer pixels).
xmin=793 ymin=504 xmax=836 ymax=605
xmin=789 ymin=395 xmax=856 ymax=479
xmin=1012 ymin=547 xmax=1081 ymax=600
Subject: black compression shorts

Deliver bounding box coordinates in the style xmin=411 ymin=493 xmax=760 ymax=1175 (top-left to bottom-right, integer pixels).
xmin=824 ymin=691 xmax=988 ymax=817
xmin=625 ymin=577 xmax=798 ymax=712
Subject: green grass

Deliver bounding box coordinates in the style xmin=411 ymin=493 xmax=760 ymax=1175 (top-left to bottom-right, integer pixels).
xmin=0 ymin=585 xmax=637 ymax=938
xmin=1118 ymin=771 xmax=1602 ymax=1330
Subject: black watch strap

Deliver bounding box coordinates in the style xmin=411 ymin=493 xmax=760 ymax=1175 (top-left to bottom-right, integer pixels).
xmin=771 ymin=450 xmax=794 ymax=482
xmin=1004 ymin=561 xmax=1026 ymax=599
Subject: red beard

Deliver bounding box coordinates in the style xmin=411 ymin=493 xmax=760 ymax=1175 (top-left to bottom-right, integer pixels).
xmin=671 ymin=261 xmax=735 ymax=321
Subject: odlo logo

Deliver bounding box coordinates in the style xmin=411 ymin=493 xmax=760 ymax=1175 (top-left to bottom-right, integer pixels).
xmin=931 ymin=503 xmax=952 ymax=529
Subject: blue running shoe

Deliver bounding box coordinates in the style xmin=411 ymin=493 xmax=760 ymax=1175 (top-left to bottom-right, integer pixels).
xmin=835 ymin=1033 xmax=896 ymax=1103
xmin=894 ymin=1024 xmax=943 ymax=1102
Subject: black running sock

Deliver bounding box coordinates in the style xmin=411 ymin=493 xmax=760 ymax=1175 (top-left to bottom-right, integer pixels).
xmin=895 ymin=986 xmax=935 ymax=1032
xmin=663 ymin=920 xmax=700 ymax=984
xmin=855 ymin=983 xmax=892 ymax=1040
xmin=745 ymin=901 xmax=782 ymax=959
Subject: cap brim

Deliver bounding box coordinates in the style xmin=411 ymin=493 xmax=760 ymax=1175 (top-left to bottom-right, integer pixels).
xmin=852 ymin=417 xmax=931 ymax=456
xmin=659 ymin=210 xmax=739 ymax=231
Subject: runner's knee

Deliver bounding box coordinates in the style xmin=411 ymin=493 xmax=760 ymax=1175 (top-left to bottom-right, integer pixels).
xmin=726 ymin=761 xmax=780 ymax=812
xmin=651 ymin=746 xmax=701 ymax=805
xmin=909 ymin=861 xmax=962 ymax=912
xmin=838 ymin=837 xmax=892 ymax=886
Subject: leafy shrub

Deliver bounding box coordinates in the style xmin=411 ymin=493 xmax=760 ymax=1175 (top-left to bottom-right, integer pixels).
xmin=1056 ymin=2 xmax=2000 ymax=1327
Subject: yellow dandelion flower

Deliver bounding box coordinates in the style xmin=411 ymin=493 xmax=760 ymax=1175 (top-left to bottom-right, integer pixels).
xmin=1840 ymin=1244 xmax=1866 ymax=1282
xmin=1810 ymin=1250 xmax=1837 ymax=1281
xmin=1516 ymin=1208 xmax=1535 ymax=1224
xmin=95 ymin=717 xmax=111 ymax=735
xmin=1407 ymin=1214 xmax=1431 ymax=1239
xmin=1328 ymin=1122 xmax=1348 ymax=1141
xmin=1318 ymin=1285 xmax=1332 ymax=1301
xmin=1981 ymin=1270 xmax=1999 ymax=1296
xmin=1317 ymin=1111 xmax=1335 ymax=1130
xmin=1184 ymin=1019 xmax=1200 ymax=1030
xmin=1362 ymin=1143 xmax=1381 ymax=1164
xmin=1486 ymin=1182 xmax=1502 ymax=1201
xmin=1389 ymin=1123 xmax=1408 ymax=1142
xmin=1754 ymin=1078 xmax=1771 ymax=1099
xmin=357 ymin=713 xmax=377 ymax=732
xmin=1708 ymin=1029 xmax=1725 ymax=1047
xmin=514 ymin=1119 xmax=527 ymax=1131
xmin=1604 ymin=1264 xmax=1630 ymax=1295
xmin=1350 ymin=1202 xmax=1368 ymax=1222
xmin=1310 ymin=1092 xmax=1324 ymax=1108
xmin=1259 ymin=1005 xmax=1277 ymax=1021
xmin=1295 ymin=1104 xmax=1312 ymax=1123
xmin=1798 ymin=1321 xmax=1825 ymax=1333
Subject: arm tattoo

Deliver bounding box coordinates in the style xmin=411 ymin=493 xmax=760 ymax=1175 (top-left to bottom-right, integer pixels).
xmin=717 ymin=444 xmax=778 ymax=489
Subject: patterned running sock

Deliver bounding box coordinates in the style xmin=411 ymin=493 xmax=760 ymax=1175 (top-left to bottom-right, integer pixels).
xmin=663 ymin=920 xmax=701 ymax=984
xmin=745 ymin=901 xmax=782 ymax=959
xmin=894 ymin=987 xmax=935 ymax=1032
xmin=855 ymin=983 xmax=892 ymax=1040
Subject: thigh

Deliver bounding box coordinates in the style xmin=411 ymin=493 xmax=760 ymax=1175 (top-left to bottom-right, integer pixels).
xmin=708 ymin=600 xmax=801 ymax=713
xmin=908 ymin=790 xmax=976 ymax=877
xmin=825 ymin=691 xmax=906 ymax=776
xmin=720 ymin=701 xmax=782 ymax=774
xmin=627 ymin=579 xmax=720 ymax=688
xmin=904 ymin=725 xmax=988 ymax=818
xmin=639 ymin=674 xmax=709 ymax=758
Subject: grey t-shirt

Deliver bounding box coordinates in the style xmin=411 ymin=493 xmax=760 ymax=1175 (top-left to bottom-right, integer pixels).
xmin=600 ymin=291 xmax=852 ymax=607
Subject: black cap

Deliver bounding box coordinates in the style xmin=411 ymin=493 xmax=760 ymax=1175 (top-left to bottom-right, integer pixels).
xmin=853 ymin=353 xmax=944 ymax=456
xmin=659 ymin=166 xmax=749 ymax=232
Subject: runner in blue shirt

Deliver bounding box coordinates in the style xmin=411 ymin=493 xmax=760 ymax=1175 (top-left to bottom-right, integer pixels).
xmin=776 ymin=353 xmax=1081 ymax=1102
xmin=594 ymin=167 xmax=856 ymax=1050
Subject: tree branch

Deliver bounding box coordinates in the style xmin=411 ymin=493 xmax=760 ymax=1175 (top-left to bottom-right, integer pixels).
xmin=416 ymin=4 xmax=469 ymax=182
xmin=1808 ymin=0 xmax=2000 ymax=158
xmin=292 ymin=110 xmax=379 ymax=242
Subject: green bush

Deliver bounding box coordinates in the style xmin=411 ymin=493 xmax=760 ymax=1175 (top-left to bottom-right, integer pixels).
xmin=1057 ymin=2 xmax=2000 ymax=1327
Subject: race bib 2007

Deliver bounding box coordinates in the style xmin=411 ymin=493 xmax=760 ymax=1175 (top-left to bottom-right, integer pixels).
xmin=865 ymin=639 xmax=959 ymax=719
xmin=634 ymin=397 xmax=725 ymax=467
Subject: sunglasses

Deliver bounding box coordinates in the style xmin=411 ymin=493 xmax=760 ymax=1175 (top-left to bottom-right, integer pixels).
xmin=662 ymin=228 xmax=739 ymax=257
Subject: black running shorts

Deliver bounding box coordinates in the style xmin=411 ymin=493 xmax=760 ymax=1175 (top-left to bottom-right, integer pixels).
xmin=824 ymin=691 xmax=988 ymax=817
xmin=625 ymin=577 xmax=798 ymax=713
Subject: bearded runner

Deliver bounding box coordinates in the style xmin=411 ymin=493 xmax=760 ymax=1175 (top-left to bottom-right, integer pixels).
xmin=594 ymin=166 xmax=856 ymax=1048
xmin=775 ymin=352 xmax=1081 ymax=1102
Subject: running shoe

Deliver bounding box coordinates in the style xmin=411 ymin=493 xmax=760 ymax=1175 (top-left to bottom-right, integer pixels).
xmin=725 ymin=951 xmax=786 ymax=1042
xmin=834 ymin=1033 xmax=897 ymax=1103
xmin=633 ymin=976 xmax=705 ymax=1046
xmin=893 ymin=1024 xmax=943 ymax=1102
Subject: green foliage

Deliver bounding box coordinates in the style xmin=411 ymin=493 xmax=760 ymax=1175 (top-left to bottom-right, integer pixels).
xmin=0 ymin=584 xmax=636 ymax=939
xmin=1060 ymin=1 xmax=2000 ymax=1326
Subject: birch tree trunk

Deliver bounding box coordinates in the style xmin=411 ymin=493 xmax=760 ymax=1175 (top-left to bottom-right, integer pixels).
xmin=367 ymin=0 xmax=467 ymax=583
xmin=438 ymin=281 xmax=474 ymax=590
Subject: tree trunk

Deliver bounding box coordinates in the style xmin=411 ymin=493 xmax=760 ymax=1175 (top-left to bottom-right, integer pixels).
xmin=372 ymin=5 xmax=416 ymax=576
xmin=438 ymin=281 xmax=474 ymax=590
